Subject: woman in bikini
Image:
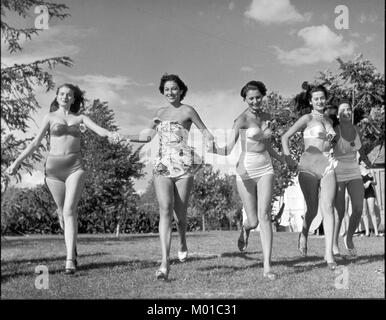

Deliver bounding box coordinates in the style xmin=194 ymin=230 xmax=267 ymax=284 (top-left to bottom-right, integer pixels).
xmin=209 ymin=80 xmax=286 ymax=280
xmin=6 ymin=84 xmax=119 ymax=274
xmin=281 ymin=85 xmax=337 ymax=269
xmin=125 ymin=74 xmax=215 ymax=280
xmin=332 ymin=100 xmax=371 ymax=256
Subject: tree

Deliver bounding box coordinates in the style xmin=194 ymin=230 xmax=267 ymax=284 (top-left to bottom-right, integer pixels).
xmin=190 ymin=164 xmax=240 ymax=231
xmin=1 ymin=0 xmax=72 ymax=192
xmin=317 ymin=54 xmax=384 ymax=155
xmin=262 ymin=92 xmax=302 ymax=203
xmin=77 ymin=99 xmax=145 ymax=234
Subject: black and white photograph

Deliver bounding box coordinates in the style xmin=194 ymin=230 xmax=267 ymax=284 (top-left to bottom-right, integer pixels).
xmin=1 ymin=0 xmax=384 ymax=307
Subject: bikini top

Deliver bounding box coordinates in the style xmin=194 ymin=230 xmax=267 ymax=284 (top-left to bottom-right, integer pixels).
xmin=246 ymin=123 xmax=272 ymax=142
xmin=303 ymin=116 xmax=335 ymax=142
xmin=334 ymin=126 xmax=361 ymax=159
xmin=50 ymin=122 xmax=81 ymax=138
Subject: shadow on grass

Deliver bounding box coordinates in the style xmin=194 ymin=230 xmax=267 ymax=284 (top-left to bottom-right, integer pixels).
xmin=1 ymin=251 xmax=224 ymax=284
xmin=1 ymin=252 xmax=108 ymax=267
xmin=196 ymin=253 xmax=385 ymax=274
xmin=1 ymin=232 xmax=212 ymax=248
xmin=220 ymin=251 xmax=262 ymax=260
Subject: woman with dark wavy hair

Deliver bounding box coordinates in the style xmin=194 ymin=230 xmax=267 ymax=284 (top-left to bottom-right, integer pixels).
xmin=209 ymin=80 xmax=286 ymax=280
xmin=7 ymin=83 xmax=120 ymax=274
xmin=281 ymin=85 xmax=338 ymax=269
xmin=125 ymin=74 xmax=215 ymax=280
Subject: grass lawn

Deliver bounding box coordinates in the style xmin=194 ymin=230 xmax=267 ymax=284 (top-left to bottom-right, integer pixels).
xmin=1 ymin=231 xmax=384 ymax=299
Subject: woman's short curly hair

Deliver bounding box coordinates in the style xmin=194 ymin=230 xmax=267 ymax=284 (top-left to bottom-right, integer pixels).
xmin=240 ymin=80 xmax=267 ymax=99
xmin=159 ymin=74 xmax=188 ymax=101
xmin=50 ymin=83 xmax=84 ymax=113
xmin=309 ymin=84 xmax=328 ymax=100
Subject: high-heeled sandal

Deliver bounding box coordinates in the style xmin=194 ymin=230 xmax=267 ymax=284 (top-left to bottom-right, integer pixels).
xmin=324 ymin=256 xmax=337 ymax=270
xmin=263 ymin=271 xmax=278 ymax=280
xmin=237 ymin=225 xmax=249 ymax=252
xmin=155 ymin=266 xmax=169 ymax=280
xmin=178 ymin=251 xmax=188 ymax=263
xmin=346 ymin=247 xmax=357 ymax=257
xmin=298 ymin=233 xmax=307 ymax=257
xmin=65 ymin=259 xmax=76 ymax=275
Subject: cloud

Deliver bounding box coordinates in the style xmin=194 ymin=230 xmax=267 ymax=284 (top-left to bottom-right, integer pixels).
xmin=240 ymin=66 xmax=255 ymax=72
xmin=245 ymin=0 xmax=310 ymax=25
xmin=228 ymin=2 xmax=235 ymax=11
xmin=1 ymin=25 xmax=92 ymax=66
xmin=274 ymin=25 xmax=356 ymax=65
xmin=365 ymin=34 xmax=376 ymax=43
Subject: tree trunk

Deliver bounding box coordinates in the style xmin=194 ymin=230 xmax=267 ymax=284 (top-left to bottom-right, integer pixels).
xmin=115 ymin=223 xmax=120 ymax=237
xmin=202 ymin=214 xmax=205 ymax=232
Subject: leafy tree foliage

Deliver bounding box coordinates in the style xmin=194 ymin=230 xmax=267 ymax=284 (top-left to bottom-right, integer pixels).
xmin=317 ymin=54 xmax=384 ymax=155
xmin=1 ymin=0 xmax=72 ymax=191
xmin=77 ymin=100 xmax=145 ymax=233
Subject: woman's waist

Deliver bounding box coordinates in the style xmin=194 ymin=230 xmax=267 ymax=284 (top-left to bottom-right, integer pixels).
xmin=47 ymin=150 xmax=81 ymax=157
xmin=304 ymin=141 xmax=331 ymax=153
xmin=334 ymin=152 xmax=358 ymax=162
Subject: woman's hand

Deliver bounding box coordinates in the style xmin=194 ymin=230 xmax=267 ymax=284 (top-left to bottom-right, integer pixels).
xmin=108 ymin=132 xmax=121 ymax=144
xmin=364 ymin=181 xmax=372 ymax=189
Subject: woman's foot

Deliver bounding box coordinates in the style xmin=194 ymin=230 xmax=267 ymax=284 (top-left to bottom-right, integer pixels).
xmin=155 ymin=261 xmax=170 ymax=280
xmin=64 ymin=259 xmax=76 ymax=275
xmin=298 ymin=233 xmax=307 ymax=257
xmin=178 ymin=250 xmax=188 ymax=263
xmin=343 ymin=235 xmax=357 ymax=257
xmin=237 ymin=225 xmax=250 ymax=252
xmin=263 ymin=271 xmax=278 ymax=280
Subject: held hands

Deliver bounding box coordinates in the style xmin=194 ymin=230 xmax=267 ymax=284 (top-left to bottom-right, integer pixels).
xmin=108 ymin=132 xmax=121 ymax=144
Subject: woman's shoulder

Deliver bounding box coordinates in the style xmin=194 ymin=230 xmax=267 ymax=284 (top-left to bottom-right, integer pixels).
xmin=234 ymin=112 xmax=248 ymax=127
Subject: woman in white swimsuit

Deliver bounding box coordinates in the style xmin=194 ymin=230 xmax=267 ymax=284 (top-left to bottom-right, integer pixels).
xmin=210 ymin=80 xmax=286 ymax=280
xmin=332 ymin=99 xmax=371 ymax=257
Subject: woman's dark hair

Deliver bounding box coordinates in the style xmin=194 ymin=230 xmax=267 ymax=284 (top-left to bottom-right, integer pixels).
xmin=158 ymin=74 xmax=188 ymax=101
xmin=240 ymin=80 xmax=267 ymax=99
xmin=309 ymin=84 xmax=328 ymax=100
xmin=50 ymin=84 xmax=84 ymax=113
xmin=337 ymin=98 xmax=351 ymax=108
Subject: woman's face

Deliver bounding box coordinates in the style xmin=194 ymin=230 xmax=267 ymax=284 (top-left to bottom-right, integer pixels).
xmin=163 ymin=81 xmax=182 ymax=103
xmin=310 ymin=90 xmax=326 ymax=112
xmin=56 ymin=86 xmax=75 ymax=108
xmin=245 ymin=89 xmax=263 ymax=111
xmin=338 ymin=103 xmax=352 ymax=121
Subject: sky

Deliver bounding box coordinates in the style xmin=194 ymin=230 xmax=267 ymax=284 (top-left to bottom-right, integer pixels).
xmin=2 ymin=0 xmax=385 ymax=192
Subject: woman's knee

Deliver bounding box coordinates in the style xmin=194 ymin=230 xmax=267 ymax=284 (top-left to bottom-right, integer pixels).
xmin=158 ymin=203 xmax=173 ymax=216
xmin=62 ymin=208 xmax=76 ymax=217
xmin=320 ymin=201 xmax=334 ymax=215
xmin=258 ymin=211 xmax=271 ymax=225
xmin=246 ymin=214 xmax=258 ymax=229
